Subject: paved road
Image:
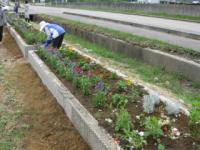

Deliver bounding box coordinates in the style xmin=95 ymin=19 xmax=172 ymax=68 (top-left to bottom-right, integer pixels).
xmin=30 ymin=6 xmax=200 ymax=52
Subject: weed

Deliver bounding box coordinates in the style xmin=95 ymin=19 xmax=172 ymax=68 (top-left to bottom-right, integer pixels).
xmin=115 ymin=108 xmax=133 ymax=132
xmin=189 ymin=106 xmax=200 ymax=138
xmin=90 ymin=76 xmax=101 ymax=87
xmin=73 ymin=75 xmax=82 ymax=88
xmin=93 ymin=91 xmax=107 ymax=109
xmin=65 ymin=68 xmax=73 ymax=81
xmin=80 ymin=76 xmax=91 ymax=96
xmin=121 ymin=129 xmax=147 ymax=149
xmin=116 ymin=80 xmax=128 ymax=92
xmin=112 ymin=93 xmax=128 ymax=108
xmin=144 ymin=116 xmax=163 ymax=139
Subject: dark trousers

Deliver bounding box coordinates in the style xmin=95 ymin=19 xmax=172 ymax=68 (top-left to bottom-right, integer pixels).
xmin=52 ymin=33 xmax=65 ymax=49
xmin=0 ymin=26 xmax=3 ymax=42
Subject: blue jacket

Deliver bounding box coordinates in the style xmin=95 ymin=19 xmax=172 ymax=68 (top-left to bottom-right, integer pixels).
xmin=44 ymin=24 xmax=65 ymax=47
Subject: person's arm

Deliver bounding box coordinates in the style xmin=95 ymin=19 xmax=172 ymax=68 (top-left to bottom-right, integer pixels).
xmin=44 ymin=27 xmax=53 ymax=48
xmin=3 ymin=11 xmax=6 ymax=26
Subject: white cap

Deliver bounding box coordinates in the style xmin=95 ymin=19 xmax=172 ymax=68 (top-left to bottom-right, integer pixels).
xmin=39 ymin=21 xmax=48 ymax=31
xmin=2 ymin=6 xmax=10 ymax=11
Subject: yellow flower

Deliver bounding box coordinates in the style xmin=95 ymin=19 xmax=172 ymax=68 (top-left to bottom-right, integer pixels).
xmin=126 ymin=79 xmax=132 ymax=86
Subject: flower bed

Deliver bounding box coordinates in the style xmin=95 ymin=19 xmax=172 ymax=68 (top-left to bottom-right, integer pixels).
xmin=36 ymin=47 xmax=200 ymax=150
xmin=6 ymin=13 xmax=46 ymax=45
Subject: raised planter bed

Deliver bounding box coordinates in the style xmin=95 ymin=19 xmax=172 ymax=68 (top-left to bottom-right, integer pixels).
xmin=32 ymin=46 xmax=199 ymax=150
xmin=6 ymin=14 xmax=46 ymax=57
xmin=7 ymin=24 xmax=36 ymax=57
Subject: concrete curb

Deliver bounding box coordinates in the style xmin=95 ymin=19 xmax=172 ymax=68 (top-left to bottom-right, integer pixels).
xmin=63 ymin=12 xmax=200 ymax=40
xmin=28 ymin=51 xmax=120 ymax=150
xmin=7 ymin=24 xmax=36 ymax=57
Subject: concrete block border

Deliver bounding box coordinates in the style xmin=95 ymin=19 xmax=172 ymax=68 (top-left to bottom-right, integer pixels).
xmin=28 ymin=51 xmax=120 ymax=150
xmin=7 ymin=24 xmax=36 ymax=57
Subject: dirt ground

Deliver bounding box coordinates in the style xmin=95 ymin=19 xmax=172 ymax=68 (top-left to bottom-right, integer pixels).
xmin=0 ymin=30 xmax=90 ymax=150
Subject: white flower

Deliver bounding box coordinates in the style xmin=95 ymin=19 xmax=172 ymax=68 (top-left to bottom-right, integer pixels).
xmin=105 ymin=118 xmax=113 ymax=124
xmin=136 ymin=115 xmax=140 ymax=120
xmin=139 ymin=131 xmax=144 ymax=136
xmin=171 ymin=127 xmax=180 ymax=137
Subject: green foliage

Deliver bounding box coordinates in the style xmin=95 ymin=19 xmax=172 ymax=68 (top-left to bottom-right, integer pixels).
xmin=116 ymin=80 xmax=128 ymax=92
xmin=65 ymin=68 xmax=73 ymax=81
xmin=115 ymin=109 xmax=132 ymax=132
xmin=112 ymin=94 xmax=128 ymax=108
xmin=110 ymin=72 xmax=118 ymax=80
xmin=60 ymin=48 xmax=78 ymax=59
xmin=90 ymin=76 xmax=101 ymax=87
xmin=158 ymin=143 xmax=165 ymax=150
xmin=129 ymin=88 xmax=141 ymax=102
xmin=93 ymin=91 xmax=107 ymax=109
xmin=189 ymin=106 xmax=200 ymax=138
xmin=144 ymin=116 xmax=163 ymax=139
xmin=80 ymin=76 xmax=91 ymax=96
xmin=121 ymin=129 xmax=147 ymax=149
xmin=7 ymin=15 xmax=46 ymax=44
xmin=73 ymin=75 xmax=81 ymax=88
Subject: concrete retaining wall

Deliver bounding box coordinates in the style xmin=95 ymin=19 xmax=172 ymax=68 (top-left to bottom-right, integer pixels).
xmin=64 ymin=2 xmax=200 ymax=17
xmin=34 ymin=15 xmax=200 ymax=82
xmin=7 ymin=24 xmax=36 ymax=57
xmin=28 ymin=51 xmax=120 ymax=150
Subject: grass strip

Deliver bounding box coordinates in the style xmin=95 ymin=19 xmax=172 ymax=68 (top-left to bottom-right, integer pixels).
xmin=40 ymin=14 xmax=200 ymax=60
xmin=65 ymin=34 xmax=200 ymax=105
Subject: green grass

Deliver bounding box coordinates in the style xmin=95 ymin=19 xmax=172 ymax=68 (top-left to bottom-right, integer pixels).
xmin=40 ymin=14 xmax=200 ymax=59
xmin=65 ymin=34 xmax=200 ymax=105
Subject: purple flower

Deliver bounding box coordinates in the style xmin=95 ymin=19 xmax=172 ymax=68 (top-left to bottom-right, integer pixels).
xmin=95 ymin=81 xmax=104 ymax=91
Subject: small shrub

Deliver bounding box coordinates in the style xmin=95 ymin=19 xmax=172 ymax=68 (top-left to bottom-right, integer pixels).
xmin=144 ymin=116 xmax=163 ymax=139
xmin=80 ymin=76 xmax=91 ymax=96
xmin=116 ymin=80 xmax=128 ymax=92
xmin=115 ymin=109 xmax=133 ymax=132
xmin=65 ymin=68 xmax=73 ymax=81
xmin=82 ymin=63 xmax=90 ymax=71
xmin=73 ymin=75 xmax=81 ymax=88
xmin=93 ymin=91 xmax=107 ymax=109
xmin=189 ymin=106 xmax=200 ymax=138
xmin=56 ymin=63 xmax=66 ymax=77
xmin=158 ymin=143 xmax=165 ymax=150
xmin=122 ymin=129 xmax=147 ymax=149
xmin=112 ymin=94 xmax=128 ymax=108
xmin=90 ymin=76 xmax=101 ymax=87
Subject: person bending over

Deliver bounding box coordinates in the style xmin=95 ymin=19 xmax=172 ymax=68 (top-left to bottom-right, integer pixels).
xmin=39 ymin=21 xmax=65 ymax=51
